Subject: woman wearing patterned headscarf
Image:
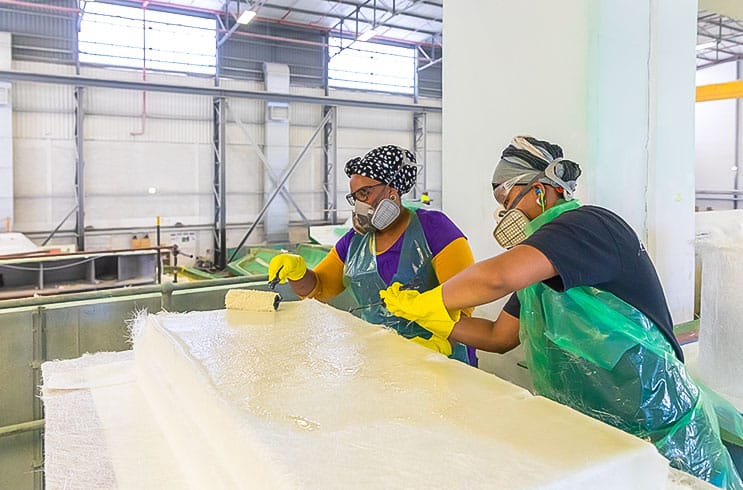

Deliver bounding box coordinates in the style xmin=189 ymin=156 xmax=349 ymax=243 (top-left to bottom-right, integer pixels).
xmin=381 ymin=135 xmax=743 ymax=488
xmin=269 ymin=145 xmax=477 ymax=365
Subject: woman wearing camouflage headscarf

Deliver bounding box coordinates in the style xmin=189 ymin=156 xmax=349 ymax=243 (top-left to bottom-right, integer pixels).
xmin=269 ymin=145 xmax=477 ymax=365
xmin=381 ymin=135 xmax=743 ymax=488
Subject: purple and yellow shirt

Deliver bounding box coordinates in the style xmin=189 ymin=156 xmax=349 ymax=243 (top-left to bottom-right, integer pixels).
xmin=306 ymin=208 xmax=475 ymax=304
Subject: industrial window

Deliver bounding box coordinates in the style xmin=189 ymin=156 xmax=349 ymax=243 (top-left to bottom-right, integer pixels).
xmin=328 ymin=36 xmax=415 ymax=95
xmin=78 ymin=3 xmax=216 ymax=75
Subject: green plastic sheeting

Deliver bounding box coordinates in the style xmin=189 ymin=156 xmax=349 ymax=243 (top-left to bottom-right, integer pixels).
xmin=518 ymin=284 xmax=743 ymax=489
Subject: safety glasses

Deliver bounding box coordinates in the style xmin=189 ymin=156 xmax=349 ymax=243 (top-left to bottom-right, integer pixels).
xmin=492 ymin=173 xmax=531 ymax=206
xmin=346 ymin=183 xmax=386 ymax=206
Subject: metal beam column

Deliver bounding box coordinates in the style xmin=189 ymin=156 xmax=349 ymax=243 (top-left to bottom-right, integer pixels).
xmin=322 ymin=106 xmax=338 ymax=223
xmin=74 ymin=87 xmax=85 ymax=251
xmin=213 ymin=97 xmax=227 ymax=269
xmin=412 ymin=111 xmax=427 ymax=199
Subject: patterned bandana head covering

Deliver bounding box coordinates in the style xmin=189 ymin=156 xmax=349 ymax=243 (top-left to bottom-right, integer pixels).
xmin=492 ymin=136 xmax=581 ymax=199
xmin=344 ymin=145 xmax=418 ymax=194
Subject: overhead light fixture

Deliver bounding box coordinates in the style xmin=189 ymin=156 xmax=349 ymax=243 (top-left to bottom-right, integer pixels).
xmin=357 ymin=27 xmax=381 ymax=42
xmin=696 ymin=40 xmax=718 ymax=51
xmin=236 ymin=10 xmax=256 ymax=25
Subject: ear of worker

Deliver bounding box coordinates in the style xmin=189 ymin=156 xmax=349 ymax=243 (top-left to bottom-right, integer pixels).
xmin=268 ymin=254 xmax=307 ymax=284
xmin=380 ymin=283 xmax=461 ymax=340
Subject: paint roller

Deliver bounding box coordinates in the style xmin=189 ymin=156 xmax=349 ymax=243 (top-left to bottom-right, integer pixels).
xmin=225 ymin=289 xmax=282 ymax=312
xmin=225 ymin=265 xmax=284 ymax=312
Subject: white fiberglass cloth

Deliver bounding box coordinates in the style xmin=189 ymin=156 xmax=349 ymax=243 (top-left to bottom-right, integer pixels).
xmin=132 ymin=300 xmax=669 ymax=489
xmin=42 ymin=351 xmax=188 ymax=490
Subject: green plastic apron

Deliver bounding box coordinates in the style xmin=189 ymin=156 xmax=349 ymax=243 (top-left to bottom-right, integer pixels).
xmin=516 ymin=200 xmax=743 ymax=489
xmin=343 ymin=209 xmax=470 ymax=363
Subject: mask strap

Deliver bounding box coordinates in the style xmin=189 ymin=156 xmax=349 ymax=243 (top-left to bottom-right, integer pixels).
xmin=504 ymin=173 xmax=543 ymax=213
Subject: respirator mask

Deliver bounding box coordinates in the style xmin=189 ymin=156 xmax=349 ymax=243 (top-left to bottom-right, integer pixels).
xmin=348 ymin=184 xmax=401 ymax=234
xmin=491 ymin=159 xmax=578 ymax=249
xmin=492 ymin=173 xmax=539 ymax=249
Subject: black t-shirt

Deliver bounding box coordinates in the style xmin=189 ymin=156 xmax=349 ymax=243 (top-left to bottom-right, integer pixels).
xmin=503 ymin=205 xmax=684 ymax=361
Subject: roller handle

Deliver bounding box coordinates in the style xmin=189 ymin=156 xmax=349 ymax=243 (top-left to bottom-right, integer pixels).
xmin=268 ymin=265 xmax=284 ymax=290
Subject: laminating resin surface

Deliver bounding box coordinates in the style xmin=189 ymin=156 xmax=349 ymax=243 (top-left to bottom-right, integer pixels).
xmin=130 ymin=300 xmax=669 ymax=489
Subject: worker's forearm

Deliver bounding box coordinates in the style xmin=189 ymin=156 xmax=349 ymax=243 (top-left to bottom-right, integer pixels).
xmin=440 ymin=245 xmax=557 ymax=311
xmin=289 ymin=269 xmax=318 ymax=297
xmin=441 ymin=261 xmax=509 ymax=311
xmin=450 ymin=316 xmax=519 ymax=354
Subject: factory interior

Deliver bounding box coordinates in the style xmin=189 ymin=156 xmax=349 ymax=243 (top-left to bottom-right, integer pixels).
xmin=2 ymin=0 xmax=743 ymax=488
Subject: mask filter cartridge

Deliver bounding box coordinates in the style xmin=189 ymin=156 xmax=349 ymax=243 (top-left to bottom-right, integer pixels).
xmin=370 ymin=198 xmax=401 ymax=230
xmin=493 ymin=209 xmax=531 ymax=249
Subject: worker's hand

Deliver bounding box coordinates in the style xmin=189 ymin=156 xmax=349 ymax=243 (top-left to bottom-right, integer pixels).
xmin=380 ymin=283 xmax=461 ymax=339
xmin=268 ymin=254 xmax=307 ymax=284
xmin=410 ymin=335 xmax=453 ymax=357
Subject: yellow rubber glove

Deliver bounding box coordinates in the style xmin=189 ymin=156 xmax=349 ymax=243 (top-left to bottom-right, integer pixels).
xmin=380 ymin=282 xmax=461 ymax=339
xmin=268 ymin=254 xmax=307 ymax=284
xmin=410 ymin=334 xmax=453 ymax=357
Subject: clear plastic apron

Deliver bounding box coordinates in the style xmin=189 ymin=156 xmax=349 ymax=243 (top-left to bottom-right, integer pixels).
xmin=517 ymin=200 xmax=743 ymax=489
xmin=343 ymin=209 xmax=470 ymax=363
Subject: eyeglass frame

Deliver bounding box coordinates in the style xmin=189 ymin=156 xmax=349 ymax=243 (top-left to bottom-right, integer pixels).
xmin=345 ymin=182 xmax=388 ymax=206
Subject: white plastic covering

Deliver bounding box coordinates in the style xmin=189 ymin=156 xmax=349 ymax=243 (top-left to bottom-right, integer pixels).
xmin=696 ymin=210 xmax=743 ymax=410
xmin=0 ymin=232 xmax=39 ymax=256
xmin=42 ymin=301 xmax=717 ymax=489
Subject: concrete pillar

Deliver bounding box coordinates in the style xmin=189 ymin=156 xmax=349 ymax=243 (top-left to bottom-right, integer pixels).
xmin=0 ymin=32 xmax=12 ymax=231
xmin=442 ymin=0 xmax=696 ymax=323
xmin=262 ymin=62 xmax=290 ymax=243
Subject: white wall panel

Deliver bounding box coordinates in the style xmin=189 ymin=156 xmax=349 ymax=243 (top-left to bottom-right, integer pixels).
xmin=86 ymin=88 xmax=212 ymax=120
xmin=79 ymin=66 xmax=216 ymax=88
xmin=226 ymin=192 xmax=265 ymax=223
xmin=85 ymin=88 xmax=143 ymax=117
xmin=336 ymin=106 xmax=412 ymax=131
xmin=13 ymin=112 xmax=74 ymax=139
xmin=224 ymin=98 xmax=264 ymax=123
xmin=219 ymin=79 xmax=263 ymax=91
xmin=337 ymin=128 xmax=414 ymax=152
xmin=423 ymin=150 xmax=443 ymax=195
xmin=86 ymin=194 xmax=207 ymax=229
xmin=225 ymin=122 xmax=265 ymax=146
xmin=13 ymin=196 xmax=78 ymax=232
xmin=289 ymin=102 xmax=322 ymax=126
xmin=12 ymin=60 xmax=76 ymax=75
xmin=11 ymin=82 xmax=74 ymax=112
xmin=85 ymin=141 xmax=207 ymax=194
xmin=426 ymin=133 xmax=442 ymax=150
xmin=426 ymin=113 xmax=442 ymax=133
xmin=13 ymin=135 xmax=77 ymax=232
xmin=0 ymin=38 xmax=11 ymax=226
xmin=13 ymin=139 xmax=76 ymax=197
xmin=286 ymin=147 xmax=323 ymax=193
xmin=84 ymin=115 xmax=209 ymax=143
xmin=225 ymin=145 xmax=263 ymax=193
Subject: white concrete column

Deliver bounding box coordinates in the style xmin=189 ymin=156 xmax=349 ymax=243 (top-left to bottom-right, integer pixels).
xmin=262 ymin=62 xmax=290 ymax=243
xmin=0 ymin=32 xmax=12 ymax=231
xmin=443 ymin=0 xmax=696 ymax=322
